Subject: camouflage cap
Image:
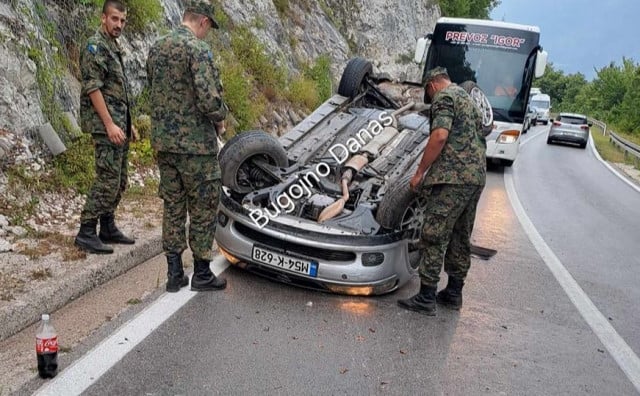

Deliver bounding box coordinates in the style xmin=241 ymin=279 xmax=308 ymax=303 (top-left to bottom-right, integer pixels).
xmin=184 ymin=0 xmax=219 ymax=29
xmin=424 ymin=66 xmax=449 ymax=84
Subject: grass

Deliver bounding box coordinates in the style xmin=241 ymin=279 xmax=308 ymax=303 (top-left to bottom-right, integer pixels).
xmin=590 ymin=124 xmax=640 ymax=169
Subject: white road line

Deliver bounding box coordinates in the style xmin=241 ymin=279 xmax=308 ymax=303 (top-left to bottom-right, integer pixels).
xmin=504 ymin=169 xmax=640 ymax=392
xmin=34 ymin=257 xmax=230 ymax=396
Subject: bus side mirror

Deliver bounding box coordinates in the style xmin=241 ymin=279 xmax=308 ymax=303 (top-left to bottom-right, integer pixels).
xmin=414 ymin=37 xmax=429 ymax=64
xmin=535 ymin=50 xmax=548 ymax=78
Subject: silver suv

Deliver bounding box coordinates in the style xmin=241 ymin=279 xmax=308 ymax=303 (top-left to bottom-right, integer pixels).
xmin=547 ymin=113 xmax=592 ymax=149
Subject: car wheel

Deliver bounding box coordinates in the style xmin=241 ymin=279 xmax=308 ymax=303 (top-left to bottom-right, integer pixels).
xmin=546 ymin=137 xmax=552 ymax=144
xmin=580 ymin=141 xmax=587 ymax=149
xmin=375 ymin=174 xmax=426 ymax=270
xmin=502 ymin=159 xmax=514 ymax=167
xmin=337 ymin=57 xmax=373 ymax=98
xmin=460 ymin=81 xmax=494 ymax=136
xmin=543 ymin=120 xmax=548 ymax=125
xmin=219 ymin=130 xmax=289 ymax=194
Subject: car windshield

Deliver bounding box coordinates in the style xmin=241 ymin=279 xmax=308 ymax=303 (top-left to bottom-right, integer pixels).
xmin=559 ymin=116 xmax=587 ymax=124
xmin=530 ymin=100 xmax=549 ymax=109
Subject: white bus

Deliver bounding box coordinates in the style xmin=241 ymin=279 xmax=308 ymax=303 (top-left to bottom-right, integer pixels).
xmin=415 ymin=17 xmax=548 ymax=166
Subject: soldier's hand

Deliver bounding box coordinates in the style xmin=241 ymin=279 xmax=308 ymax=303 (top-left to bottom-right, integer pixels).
xmin=409 ymin=172 xmax=424 ymax=193
xmin=106 ymin=122 xmax=126 ymax=145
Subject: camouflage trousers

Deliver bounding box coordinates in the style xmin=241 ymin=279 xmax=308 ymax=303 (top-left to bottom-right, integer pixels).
xmin=157 ymin=152 xmax=221 ymax=261
xmin=80 ymin=135 xmax=129 ymax=222
xmin=417 ymin=183 xmax=484 ymax=287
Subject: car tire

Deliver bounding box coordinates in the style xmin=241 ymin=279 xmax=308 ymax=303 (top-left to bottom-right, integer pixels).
xmin=337 ymin=57 xmax=373 ymax=98
xmin=580 ymin=141 xmax=587 ymax=149
xmin=219 ymin=130 xmax=289 ymax=194
xmin=543 ymin=120 xmax=548 ymax=125
xmin=460 ymin=81 xmax=494 ymax=136
xmin=502 ymin=159 xmax=514 ymax=167
xmin=375 ymin=174 xmax=425 ymax=270
xmin=546 ymin=137 xmax=552 ymax=144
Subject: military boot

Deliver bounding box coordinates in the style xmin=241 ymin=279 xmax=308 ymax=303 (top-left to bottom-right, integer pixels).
xmin=74 ymin=219 xmax=113 ymax=254
xmin=99 ymin=213 xmax=135 ymax=244
xmin=436 ymin=276 xmax=464 ymax=310
xmin=397 ymin=284 xmax=437 ymax=316
xmin=191 ymin=259 xmax=227 ymax=291
xmin=166 ymin=252 xmax=189 ymax=293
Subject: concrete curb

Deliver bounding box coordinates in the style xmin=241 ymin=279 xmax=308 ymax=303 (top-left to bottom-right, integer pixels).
xmin=0 ymin=233 xmax=163 ymax=341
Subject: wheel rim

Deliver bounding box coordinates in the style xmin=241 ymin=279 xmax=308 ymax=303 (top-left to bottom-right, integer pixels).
xmin=399 ymin=196 xmax=427 ymax=241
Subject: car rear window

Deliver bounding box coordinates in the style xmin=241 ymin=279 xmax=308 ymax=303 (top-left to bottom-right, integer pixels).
xmin=559 ymin=116 xmax=587 ymax=124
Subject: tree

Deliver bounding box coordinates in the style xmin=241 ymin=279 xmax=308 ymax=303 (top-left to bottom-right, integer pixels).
xmin=438 ymin=0 xmax=501 ymax=19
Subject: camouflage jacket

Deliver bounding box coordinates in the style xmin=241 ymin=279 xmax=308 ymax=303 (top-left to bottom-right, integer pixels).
xmin=425 ymin=83 xmax=486 ymax=186
xmin=146 ymin=26 xmax=227 ymax=155
xmin=80 ymin=29 xmax=131 ymax=136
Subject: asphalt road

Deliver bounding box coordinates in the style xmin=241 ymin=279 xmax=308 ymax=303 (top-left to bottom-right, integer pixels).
xmin=30 ymin=125 xmax=640 ymax=395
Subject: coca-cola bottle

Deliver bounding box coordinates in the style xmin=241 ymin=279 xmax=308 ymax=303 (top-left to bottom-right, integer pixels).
xmin=36 ymin=313 xmax=58 ymax=379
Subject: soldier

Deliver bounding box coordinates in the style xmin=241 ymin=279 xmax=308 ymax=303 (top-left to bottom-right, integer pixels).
xmin=146 ymin=0 xmax=228 ymax=292
xmin=75 ymin=0 xmax=135 ymax=254
xmin=398 ymin=67 xmax=486 ymax=316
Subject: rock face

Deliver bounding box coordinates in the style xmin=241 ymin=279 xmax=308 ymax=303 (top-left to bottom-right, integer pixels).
xmin=0 ymin=0 xmax=440 ymax=138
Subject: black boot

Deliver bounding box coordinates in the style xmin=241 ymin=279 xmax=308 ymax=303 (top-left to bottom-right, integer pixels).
xmin=397 ymin=284 xmax=437 ymax=316
xmin=191 ymin=259 xmax=226 ymax=291
xmin=74 ymin=220 xmax=114 ymax=254
xmin=436 ymin=276 xmax=464 ymax=310
xmin=166 ymin=252 xmax=189 ymax=293
xmin=99 ymin=213 xmax=135 ymax=244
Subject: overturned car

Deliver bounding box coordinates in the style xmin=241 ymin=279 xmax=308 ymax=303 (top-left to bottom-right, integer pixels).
xmin=215 ymin=57 xmax=494 ymax=296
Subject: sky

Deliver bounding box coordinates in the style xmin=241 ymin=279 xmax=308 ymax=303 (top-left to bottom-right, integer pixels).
xmin=489 ymin=0 xmax=639 ymax=80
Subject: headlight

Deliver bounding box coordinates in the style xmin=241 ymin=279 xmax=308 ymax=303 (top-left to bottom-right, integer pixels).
xmin=497 ymin=130 xmax=520 ymax=144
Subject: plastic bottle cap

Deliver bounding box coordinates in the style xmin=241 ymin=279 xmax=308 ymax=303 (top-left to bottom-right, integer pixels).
xmin=42 ymin=314 xmax=50 ymax=321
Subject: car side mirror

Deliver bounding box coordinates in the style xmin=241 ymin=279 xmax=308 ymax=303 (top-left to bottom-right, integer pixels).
xmin=535 ymin=50 xmax=548 ymax=78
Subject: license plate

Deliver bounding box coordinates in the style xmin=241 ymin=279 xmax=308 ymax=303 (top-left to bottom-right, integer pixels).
xmin=251 ymin=246 xmax=318 ymax=277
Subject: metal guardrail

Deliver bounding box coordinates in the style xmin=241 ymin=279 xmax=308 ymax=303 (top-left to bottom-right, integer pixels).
xmin=589 ymin=118 xmax=640 ymax=164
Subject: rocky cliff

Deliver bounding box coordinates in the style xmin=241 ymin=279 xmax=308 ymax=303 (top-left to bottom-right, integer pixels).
xmin=0 ymin=0 xmax=440 ymax=143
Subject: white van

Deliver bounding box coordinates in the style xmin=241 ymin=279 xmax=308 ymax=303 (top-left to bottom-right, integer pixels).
xmin=530 ymin=93 xmax=551 ymax=125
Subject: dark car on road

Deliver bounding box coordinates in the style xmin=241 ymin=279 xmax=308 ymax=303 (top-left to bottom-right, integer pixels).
xmin=547 ymin=113 xmax=592 ymax=149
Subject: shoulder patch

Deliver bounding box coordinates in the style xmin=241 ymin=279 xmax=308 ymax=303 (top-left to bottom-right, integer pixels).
xmin=87 ymin=44 xmax=98 ymax=55
xmin=207 ymin=50 xmax=213 ymax=61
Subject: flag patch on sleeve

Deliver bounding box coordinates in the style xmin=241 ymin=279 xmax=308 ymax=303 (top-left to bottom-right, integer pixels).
xmin=88 ymin=44 xmax=98 ymax=54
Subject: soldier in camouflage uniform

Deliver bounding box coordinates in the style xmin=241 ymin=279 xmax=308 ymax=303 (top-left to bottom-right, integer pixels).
xmin=146 ymin=0 xmax=228 ymax=292
xmin=398 ymin=67 xmax=486 ymax=316
xmin=75 ymin=0 xmax=135 ymax=254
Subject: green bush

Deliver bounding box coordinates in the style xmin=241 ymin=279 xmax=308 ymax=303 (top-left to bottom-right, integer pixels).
xmin=230 ymin=27 xmax=286 ymax=99
xmin=303 ymin=55 xmax=333 ymax=103
xmin=122 ymin=0 xmax=163 ymax=33
xmin=286 ymin=76 xmax=320 ymax=109
xmin=50 ymin=134 xmax=95 ymax=194
xmin=219 ymin=50 xmax=266 ymax=134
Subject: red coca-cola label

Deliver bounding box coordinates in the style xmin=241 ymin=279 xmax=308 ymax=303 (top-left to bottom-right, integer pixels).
xmin=36 ymin=336 xmax=58 ymax=353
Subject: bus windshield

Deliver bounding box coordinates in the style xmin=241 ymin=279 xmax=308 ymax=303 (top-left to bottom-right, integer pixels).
xmin=425 ymin=21 xmax=541 ymax=123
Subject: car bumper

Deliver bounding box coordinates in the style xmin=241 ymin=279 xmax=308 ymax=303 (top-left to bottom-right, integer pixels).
xmin=548 ymin=133 xmax=588 ymax=144
xmin=215 ymin=192 xmax=416 ymax=296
